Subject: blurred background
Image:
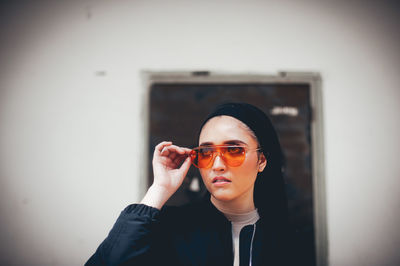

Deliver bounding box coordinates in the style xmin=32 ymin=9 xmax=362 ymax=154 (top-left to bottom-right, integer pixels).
xmin=0 ymin=0 xmax=399 ymax=265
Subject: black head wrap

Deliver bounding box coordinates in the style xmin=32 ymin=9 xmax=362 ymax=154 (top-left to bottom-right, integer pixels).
xmin=199 ymin=102 xmax=288 ymax=228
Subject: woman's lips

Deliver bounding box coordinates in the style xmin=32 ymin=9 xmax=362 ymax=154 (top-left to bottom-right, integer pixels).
xmin=212 ymin=176 xmax=231 ymax=184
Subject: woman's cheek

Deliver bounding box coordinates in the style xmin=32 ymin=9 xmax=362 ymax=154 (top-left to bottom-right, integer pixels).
xmin=199 ymin=170 xmax=211 ymax=187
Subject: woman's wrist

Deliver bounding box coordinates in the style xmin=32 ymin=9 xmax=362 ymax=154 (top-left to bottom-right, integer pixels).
xmin=140 ymin=184 xmax=172 ymax=210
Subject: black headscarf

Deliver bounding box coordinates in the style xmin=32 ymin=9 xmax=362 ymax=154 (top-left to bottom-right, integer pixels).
xmin=199 ymin=102 xmax=288 ymax=229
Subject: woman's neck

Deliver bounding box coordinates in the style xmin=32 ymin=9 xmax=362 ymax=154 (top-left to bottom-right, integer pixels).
xmin=210 ymin=193 xmax=255 ymax=214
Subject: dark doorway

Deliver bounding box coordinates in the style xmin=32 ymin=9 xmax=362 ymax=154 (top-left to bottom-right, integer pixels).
xmin=145 ymin=72 xmax=326 ymax=266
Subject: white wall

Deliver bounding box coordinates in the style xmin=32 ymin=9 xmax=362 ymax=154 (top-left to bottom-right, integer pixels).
xmin=0 ymin=0 xmax=399 ymax=265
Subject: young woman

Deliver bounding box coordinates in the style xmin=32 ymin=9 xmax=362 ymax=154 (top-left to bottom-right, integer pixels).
xmin=86 ymin=103 xmax=291 ymax=266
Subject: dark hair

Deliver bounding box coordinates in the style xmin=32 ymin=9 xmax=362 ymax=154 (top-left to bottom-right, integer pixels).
xmin=199 ymin=103 xmax=288 ymax=230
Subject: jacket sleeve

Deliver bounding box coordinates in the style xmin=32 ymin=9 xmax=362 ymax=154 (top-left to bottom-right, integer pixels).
xmin=85 ymin=204 xmax=161 ymax=266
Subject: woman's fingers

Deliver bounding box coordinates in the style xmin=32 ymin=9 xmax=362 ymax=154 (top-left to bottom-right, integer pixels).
xmin=155 ymin=141 xmax=172 ymax=154
xmin=154 ymin=142 xmax=192 ymax=170
xmin=167 ymin=145 xmax=189 ymax=155
xmin=158 ymin=143 xmax=191 ymax=157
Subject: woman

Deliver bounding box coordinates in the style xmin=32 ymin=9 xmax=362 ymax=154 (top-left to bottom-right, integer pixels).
xmin=86 ymin=103 xmax=291 ymax=266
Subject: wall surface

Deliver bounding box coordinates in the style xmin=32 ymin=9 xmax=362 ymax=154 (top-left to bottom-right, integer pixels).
xmin=0 ymin=0 xmax=399 ymax=265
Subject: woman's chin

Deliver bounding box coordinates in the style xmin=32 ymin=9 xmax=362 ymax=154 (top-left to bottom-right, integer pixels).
xmin=210 ymin=191 xmax=235 ymax=202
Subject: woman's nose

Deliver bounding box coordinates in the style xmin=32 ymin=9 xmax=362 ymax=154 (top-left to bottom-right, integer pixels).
xmin=211 ymin=153 xmax=226 ymax=171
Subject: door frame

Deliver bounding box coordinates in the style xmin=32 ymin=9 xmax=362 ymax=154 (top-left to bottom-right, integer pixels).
xmin=140 ymin=71 xmax=327 ymax=266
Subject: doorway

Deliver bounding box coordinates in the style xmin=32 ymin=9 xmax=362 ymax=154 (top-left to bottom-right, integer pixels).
xmin=143 ymin=71 xmax=327 ymax=266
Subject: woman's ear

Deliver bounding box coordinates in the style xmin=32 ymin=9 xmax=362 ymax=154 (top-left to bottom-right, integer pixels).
xmin=258 ymin=153 xmax=267 ymax=172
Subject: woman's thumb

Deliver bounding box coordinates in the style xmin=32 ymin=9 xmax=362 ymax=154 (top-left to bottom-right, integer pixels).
xmin=179 ymin=156 xmax=191 ymax=174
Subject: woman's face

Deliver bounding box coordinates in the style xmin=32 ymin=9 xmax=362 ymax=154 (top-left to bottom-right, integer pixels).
xmin=198 ymin=115 xmax=266 ymax=204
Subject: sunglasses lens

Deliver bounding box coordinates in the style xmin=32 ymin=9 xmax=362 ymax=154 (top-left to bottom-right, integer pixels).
xmin=191 ymin=148 xmax=210 ymax=168
xmin=222 ymin=146 xmax=245 ymax=166
xmin=191 ymin=146 xmax=246 ymax=168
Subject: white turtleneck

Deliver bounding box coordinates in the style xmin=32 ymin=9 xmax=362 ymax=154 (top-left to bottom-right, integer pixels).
xmin=216 ymin=207 xmax=260 ymax=266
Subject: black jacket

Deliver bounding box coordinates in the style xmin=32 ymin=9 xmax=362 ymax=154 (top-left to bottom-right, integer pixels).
xmin=86 ymin=198 xmax=292 ymax=266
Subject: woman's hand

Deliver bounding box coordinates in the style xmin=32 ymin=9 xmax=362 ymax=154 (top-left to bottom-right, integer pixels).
xmin=152 ymin=141 xmax=192 ymax=191
xmin=141 ymin=141 xmax=192 ymax=209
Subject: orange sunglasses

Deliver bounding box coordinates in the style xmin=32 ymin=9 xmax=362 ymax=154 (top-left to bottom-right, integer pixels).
xmin=190 ymin=145 xmax=262 ymax=169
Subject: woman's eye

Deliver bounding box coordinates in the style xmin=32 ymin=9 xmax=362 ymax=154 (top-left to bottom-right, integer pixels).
xmin=200 ymin=148 xmax=213 ymax=156
xmin=227 ymin=146 xmax=242 ymax=154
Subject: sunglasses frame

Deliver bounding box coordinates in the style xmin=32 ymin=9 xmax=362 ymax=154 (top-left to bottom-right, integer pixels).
xmin=190 ymin=144 xmax=262 ymax=169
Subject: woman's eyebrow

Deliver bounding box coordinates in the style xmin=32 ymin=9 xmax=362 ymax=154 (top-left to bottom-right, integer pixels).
xmin=199 ymin=142 xmax=214 ymax=146
xmin=223 ymin=140 xmax=247 ymax=146
xmin=199 ymin=140 xmax=247 ymax=146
